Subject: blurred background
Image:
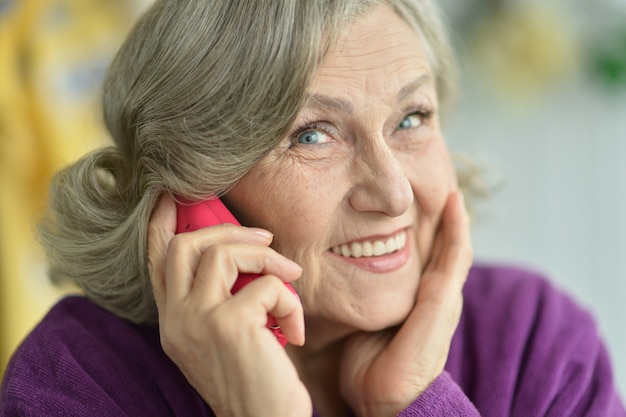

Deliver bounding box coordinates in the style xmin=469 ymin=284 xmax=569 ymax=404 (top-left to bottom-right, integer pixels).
xmin=439 ymin=0 xmax=626 ymax=396
xmin=1 ymin=0 xmax=625 ymax=397
xmin=0 ymin=0 xmax=151 ymax=377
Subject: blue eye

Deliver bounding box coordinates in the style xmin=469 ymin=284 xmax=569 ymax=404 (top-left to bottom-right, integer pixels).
xmin=398 ymin=113 xmax=423 ymax=130
xmin=295 ymin=130 xmax=330 ymax=145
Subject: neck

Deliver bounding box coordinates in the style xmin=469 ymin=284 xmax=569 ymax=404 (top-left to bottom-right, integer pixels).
xmin=288 ymin=340 xmax=349 ymax=417
xmin=286 ymin=318 xmax=358 ymax=417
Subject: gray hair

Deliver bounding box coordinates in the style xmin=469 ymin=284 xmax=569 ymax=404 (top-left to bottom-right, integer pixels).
xmin=37 ymin=0 xmax=458 ymax=324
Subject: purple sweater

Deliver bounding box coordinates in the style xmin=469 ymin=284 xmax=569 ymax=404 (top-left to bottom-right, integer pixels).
xmin=1 ymin=264 xmax=624 ymax=416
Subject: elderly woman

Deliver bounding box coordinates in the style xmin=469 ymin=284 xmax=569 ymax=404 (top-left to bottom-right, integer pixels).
xmin=1 ymin=0 xmax=624 ymax=416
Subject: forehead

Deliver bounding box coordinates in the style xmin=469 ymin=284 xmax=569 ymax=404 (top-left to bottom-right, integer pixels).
xmin=310 ymin=4 xmax=433 ymax=97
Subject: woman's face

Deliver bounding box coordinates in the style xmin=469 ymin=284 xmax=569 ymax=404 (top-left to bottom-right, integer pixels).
xmin=225 ymin=4 xmax=456 ymax=343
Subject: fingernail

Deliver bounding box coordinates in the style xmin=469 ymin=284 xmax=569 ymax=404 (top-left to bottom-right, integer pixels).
xmin=286 ymin=259 xmax=303 ymax=274
xmin=254 ymin=229 xmax=273 ymax=240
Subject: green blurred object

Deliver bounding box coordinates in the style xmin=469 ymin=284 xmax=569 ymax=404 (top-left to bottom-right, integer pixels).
xmin=593 ymin=27 xmax=626 ymax=87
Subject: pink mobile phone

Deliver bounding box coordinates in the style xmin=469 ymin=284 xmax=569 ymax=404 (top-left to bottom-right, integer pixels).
xmin=175 ymin=197 xmax=297 ymax=347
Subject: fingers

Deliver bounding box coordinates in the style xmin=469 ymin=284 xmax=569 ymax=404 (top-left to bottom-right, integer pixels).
xmin=418 ymin=189 xmax=471 ymax=330
xmin=147 ymin=194 xmax=177 ymax=309
xmin=389 ymin=190 xmax=472 ymax=359
xmin=231 ymin=276 xmax=305 ymax=346
xmin=191 ymin=240 xmax=302 ymax=305
xmin=165 ymin=227 xmax=277 ymax=303
xmin=147 ymin=194 xmax=303 ymax=344
xmin=417 ymin=191 xmax=471 ymax=332
xmin=423 ymin=190 xmax=472 ymax=291
xmin=147 ymin=194 xmax=299 ymax=304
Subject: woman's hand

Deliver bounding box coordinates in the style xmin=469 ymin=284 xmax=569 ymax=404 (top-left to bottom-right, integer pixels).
xmin=147 ymin=195 xmax=312 ymax=417
xmin=339 ymin=191 xmax=473 ymax=417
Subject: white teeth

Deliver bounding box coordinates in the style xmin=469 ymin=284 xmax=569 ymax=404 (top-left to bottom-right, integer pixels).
xmin=331 ymin=231 xmax=407 ymax=258
xmin=372 ymin=241 xmax=386 ymax=256
xmin=385 ymin=237 xmax=397 ymax=253
xmin=362 ymin=241 xmax=373 ymax=257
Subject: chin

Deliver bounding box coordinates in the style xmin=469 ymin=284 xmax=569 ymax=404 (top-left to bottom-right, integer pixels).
xmin=353 ymin=298 xmax=415 ymax=332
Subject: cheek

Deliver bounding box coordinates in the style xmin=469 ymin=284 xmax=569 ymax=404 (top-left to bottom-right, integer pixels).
xmin=261 ymin=185 xmax=338 ymax=303
xmin=270 ymin=201 xmax=325 ymax=251
xmin=234 ymin=165 xmax=336 ymax=258
xmin=404 ymin=141 xmax=455 ymax=263
xmin=226 ymin=165 xmax=337 ymax=307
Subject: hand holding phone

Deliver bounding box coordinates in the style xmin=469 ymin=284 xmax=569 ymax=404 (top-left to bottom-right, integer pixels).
xmin=175 ymin=197 xmax=298 ymax=347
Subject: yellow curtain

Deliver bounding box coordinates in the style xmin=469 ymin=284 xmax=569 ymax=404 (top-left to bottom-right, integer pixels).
xmin=0 ymin=0 xmax=148 ymax=376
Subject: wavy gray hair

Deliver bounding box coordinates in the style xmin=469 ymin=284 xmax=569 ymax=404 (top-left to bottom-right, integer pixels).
xmin=37 ymin=0 xmax=458 ymax=324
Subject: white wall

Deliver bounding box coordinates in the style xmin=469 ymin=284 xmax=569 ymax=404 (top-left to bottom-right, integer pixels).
xmin=445 ymin=76 xmax=626 ymax=395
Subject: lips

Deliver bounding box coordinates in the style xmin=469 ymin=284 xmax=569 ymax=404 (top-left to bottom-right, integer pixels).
xmin=330 ymin=230 xmax=407 ymax=258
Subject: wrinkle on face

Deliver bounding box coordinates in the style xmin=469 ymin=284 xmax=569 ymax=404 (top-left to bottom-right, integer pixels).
xmin=225 ymin=4 xmax=455 ymax=348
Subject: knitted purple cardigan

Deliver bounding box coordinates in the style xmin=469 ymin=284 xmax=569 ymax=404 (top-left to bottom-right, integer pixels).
xmin=1 ymin=264 xmax=624 ymax=416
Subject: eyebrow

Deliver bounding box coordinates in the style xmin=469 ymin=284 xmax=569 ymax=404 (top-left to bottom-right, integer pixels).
xmin=396 ymin=74 xmax=433 ymax=102
xmin=304 ymin=74 xmax=433 ymax=114
xmin=306 ymin=94 xmax=354 ymax=114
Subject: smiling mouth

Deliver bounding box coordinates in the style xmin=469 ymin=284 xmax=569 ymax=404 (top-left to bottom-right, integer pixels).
xmin=330 ymin=231 xmax=407 ymax=258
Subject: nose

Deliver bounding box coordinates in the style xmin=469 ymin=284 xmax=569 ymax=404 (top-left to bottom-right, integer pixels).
xmin=348 ymin=136 xmax=414 ymax=217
